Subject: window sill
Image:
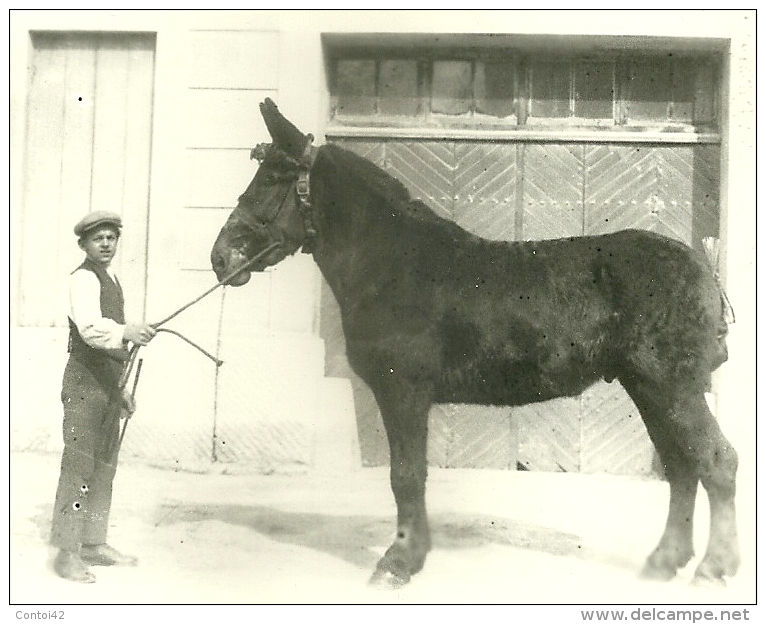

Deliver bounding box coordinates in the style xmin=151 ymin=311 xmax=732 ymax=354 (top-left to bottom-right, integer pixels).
xmin=326 ymin=124 xmax=721 ymax=144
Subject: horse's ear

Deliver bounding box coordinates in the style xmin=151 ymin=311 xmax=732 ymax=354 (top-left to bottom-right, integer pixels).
xmin=260 ymin=99 xmax=308 ymax=159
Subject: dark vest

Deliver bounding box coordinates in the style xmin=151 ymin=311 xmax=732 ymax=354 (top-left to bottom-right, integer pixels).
xmin=67 ymin=259 xmax=129 ymax=385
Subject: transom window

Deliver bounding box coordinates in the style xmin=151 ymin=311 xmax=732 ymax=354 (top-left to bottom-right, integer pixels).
xmin=329 ymin=50 xmax=720 ymax=135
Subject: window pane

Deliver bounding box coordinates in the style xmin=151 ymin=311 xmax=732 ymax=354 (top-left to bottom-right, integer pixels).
xmin=475 ymin=61 xmax=515 ymax=119
xmin=692 ymin=59 xmax=717 ymax=124
xmin=378 ymin=60 xmax=419 ymax=116
xmin=670 ymin=58 xmax=695 ymax=121
xmin=575 ymin=61 xmax=613 ymax=119
xmin=432 ymin=60 xmax=472 ymax=115
xmin=335 ymin=59 xmax=376 ymax=116
xmin=624 ymin=59 xmax=671 ymax=121
xmin=530 ymin=61 xmax=571 ymax=118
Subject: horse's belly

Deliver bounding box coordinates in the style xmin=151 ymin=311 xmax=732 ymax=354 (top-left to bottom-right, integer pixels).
xmin=435 ymin=354 xmax=600 ymax=407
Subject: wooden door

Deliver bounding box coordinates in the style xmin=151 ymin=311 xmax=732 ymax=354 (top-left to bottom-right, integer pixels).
xmin=19 ymin=32 xmax=155 ymax=326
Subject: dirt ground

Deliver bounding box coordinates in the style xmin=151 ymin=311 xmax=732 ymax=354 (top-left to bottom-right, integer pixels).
xmin=9 ymin=451 xmax=756 ymax=606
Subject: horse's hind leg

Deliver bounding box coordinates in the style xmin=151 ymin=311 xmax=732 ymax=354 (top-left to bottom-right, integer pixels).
xmin=688 ymin=398 xmax=740 ymax=585
xmin=622 ymin=376 xmax=698 ymax=579
xmin=622 ymin=376 xmax=740 ymax=584
xmin=368 ymin=382 xmax=432 ymax=589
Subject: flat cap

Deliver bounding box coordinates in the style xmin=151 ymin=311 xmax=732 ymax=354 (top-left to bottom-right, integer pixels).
xmin=74 ymin=211 xmax=122 ymax=237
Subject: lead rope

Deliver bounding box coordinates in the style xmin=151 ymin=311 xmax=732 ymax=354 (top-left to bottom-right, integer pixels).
xmin=118 ymin=241 xmax=281 ymax=391
xmin=114 ymin=243 xmax=281 ymax=457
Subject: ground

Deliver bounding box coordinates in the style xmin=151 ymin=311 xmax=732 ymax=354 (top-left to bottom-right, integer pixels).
xmin=9 ymin=451 xmax=755 ymax=606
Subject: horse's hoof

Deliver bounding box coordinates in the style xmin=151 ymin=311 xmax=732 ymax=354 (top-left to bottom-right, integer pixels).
xmin=369 ymin=567 xmax=409 ymax=590
xmin=640 ymin=561 xmax=677 ymax=582
xmin=692 ymin=550 xmax=740 ymax=587
xmin=691 ymin=573 xmax=727 ymax=589
xmin=641 ymin=546 xmax=694 ymax=582
xmin=693 ymin=556 xmax=737 ymax=588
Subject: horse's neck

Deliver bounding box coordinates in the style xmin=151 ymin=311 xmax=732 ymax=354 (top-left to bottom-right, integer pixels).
xmin=310 ymin=150 xmax=394 ymax=295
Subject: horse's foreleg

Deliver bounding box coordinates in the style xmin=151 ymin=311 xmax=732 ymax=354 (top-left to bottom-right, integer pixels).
xmin=369 ymin=383 xmax=432 ymax=589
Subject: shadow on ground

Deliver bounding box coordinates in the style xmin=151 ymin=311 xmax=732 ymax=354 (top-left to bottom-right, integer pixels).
xmin=154 ymin=502 xmax=629 ymax=573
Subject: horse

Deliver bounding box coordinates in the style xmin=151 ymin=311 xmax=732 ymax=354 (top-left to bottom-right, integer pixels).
xmin=210 ymin=98 xmax=739 ymax=589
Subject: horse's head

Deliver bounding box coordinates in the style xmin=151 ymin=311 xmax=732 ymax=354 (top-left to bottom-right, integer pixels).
xmin=210 ymin=99 xmax=317 ymax=286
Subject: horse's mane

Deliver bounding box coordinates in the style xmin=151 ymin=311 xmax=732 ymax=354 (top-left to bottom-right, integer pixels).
xmin=323 ymin=143 xmax=411 ymax=204
xmin=321 ymin=143 xmax=461 ymax=231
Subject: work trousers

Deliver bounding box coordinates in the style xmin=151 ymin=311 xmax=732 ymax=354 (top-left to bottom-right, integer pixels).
xmin=50 ymin=355 xmax=123 ymax=552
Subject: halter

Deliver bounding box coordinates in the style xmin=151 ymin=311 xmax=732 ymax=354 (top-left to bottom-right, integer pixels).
xmin=249 ymin=135 xmax=319 ymax=254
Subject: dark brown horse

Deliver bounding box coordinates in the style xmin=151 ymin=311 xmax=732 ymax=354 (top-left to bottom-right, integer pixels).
xmin=211 ymin=99 xmax=739 ymax=588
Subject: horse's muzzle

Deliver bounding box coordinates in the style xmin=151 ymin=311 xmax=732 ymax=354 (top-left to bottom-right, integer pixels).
xmin=224 ymin=269 xmax=252 ymax=287
xmin=211 ymin=248 xmax=252 ymax=286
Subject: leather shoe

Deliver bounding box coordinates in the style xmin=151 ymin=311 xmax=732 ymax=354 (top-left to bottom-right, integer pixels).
xmin=80 ymin=543 xmax=138 ymax=567
xmin=54 ymin=550 xmax=96 ymax=583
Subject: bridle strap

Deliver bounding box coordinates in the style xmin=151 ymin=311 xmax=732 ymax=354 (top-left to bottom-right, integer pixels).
xmin=296 ymin=137 xmax=319 ymax=253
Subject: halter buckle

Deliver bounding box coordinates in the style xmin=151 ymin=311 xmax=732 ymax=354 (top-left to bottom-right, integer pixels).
xmin=296 ymin=171 xmax=310 ymax=199
xmin=296 ymin=170 xmax=315 ymax=254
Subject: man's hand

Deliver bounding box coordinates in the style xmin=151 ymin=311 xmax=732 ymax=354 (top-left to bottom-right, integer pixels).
xmin=124 ymin=323 xmax=157 ymax=346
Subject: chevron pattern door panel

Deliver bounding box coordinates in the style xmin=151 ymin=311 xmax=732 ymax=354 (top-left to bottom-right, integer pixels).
xmin=341 ymin=140 xmax=386 ymax=168
xmin=521 ymin=144 xmax=585 ymax=241
xmin=579 ymin=382 xmax=656 ymax=475
xmin=428 ymin=404 xmax=516 ymax=469
xmin=453 ymin=142 xmax=518 ymax=240
xmin=584 ymin=145 xmax=690 ymax=240
xmin=514 ymin=397 xmax=582 ymax=472
xmin=386 ymin=141 xmax=455 ymax=219
xmin=584 ymin=145 xmax=720 ymax=246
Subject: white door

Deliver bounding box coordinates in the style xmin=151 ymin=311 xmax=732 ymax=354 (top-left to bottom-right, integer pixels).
xmin=19 ymin=32 xmax=155 ymax=325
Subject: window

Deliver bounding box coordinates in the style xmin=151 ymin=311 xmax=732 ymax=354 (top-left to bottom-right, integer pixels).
xmin=329 ymin=50 xmax=720 ymax=135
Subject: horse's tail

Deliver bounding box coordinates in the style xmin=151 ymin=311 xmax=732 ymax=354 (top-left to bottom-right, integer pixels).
xmin=702 ymin=237 xmax=734 ymax=370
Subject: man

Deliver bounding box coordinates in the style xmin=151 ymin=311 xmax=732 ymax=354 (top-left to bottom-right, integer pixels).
xmin=51 ymin=211 xmax=156 ymax=583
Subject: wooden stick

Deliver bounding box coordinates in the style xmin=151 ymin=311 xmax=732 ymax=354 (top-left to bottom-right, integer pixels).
xmin=118 ymin=359 xmax=143 ymax=448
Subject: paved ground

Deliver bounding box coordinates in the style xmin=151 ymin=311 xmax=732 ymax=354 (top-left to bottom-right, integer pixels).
xmin=9 ymin=451 xmax=756 ymax=606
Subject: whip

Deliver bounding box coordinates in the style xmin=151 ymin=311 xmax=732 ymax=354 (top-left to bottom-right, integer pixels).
xmin=117 ymin=242 xmax=281 ymax=390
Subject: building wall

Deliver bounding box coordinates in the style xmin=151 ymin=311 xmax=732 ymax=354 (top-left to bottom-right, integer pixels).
xmin=9 ymin=11 xmax=754 ymax=475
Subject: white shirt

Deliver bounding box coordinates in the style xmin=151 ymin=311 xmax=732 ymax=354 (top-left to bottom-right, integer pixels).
xmin=68 ymin=266 xmax=126 ymax=350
